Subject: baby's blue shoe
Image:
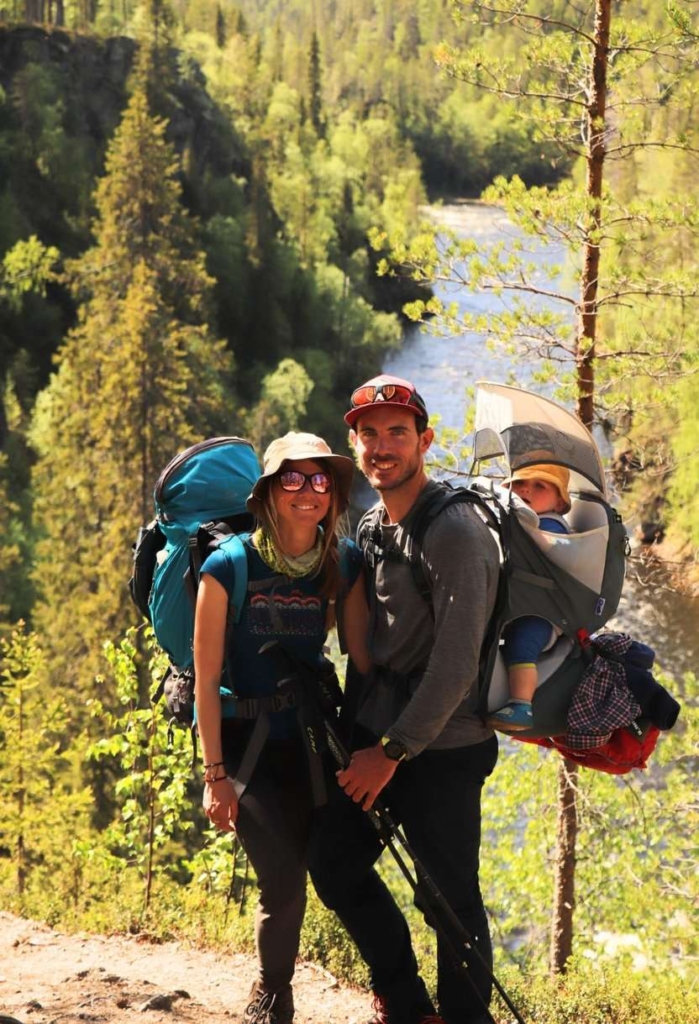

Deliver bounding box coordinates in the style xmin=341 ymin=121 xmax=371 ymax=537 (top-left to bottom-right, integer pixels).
xmin=488 ymin=700 xmax=533 ymax=732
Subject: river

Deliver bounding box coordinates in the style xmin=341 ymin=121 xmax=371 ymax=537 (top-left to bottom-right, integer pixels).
xmin=381 ymin=201 xmax=699 ymax=685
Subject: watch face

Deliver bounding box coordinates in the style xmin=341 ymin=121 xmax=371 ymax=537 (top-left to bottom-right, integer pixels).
xmin=384 ymin=740 xmax=407 ymax=762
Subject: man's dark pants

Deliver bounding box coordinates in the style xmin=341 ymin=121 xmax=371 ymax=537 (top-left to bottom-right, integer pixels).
xmin=309 ymin=731 xmax=498 ymax=1024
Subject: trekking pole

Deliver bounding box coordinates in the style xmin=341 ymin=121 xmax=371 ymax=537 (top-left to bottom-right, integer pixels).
xmin=261 ymin=643 xmax=527 ymax=1024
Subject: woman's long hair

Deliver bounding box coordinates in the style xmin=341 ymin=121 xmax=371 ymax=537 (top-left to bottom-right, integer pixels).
xmin=255 ymin=462 xmax=345 ymax=601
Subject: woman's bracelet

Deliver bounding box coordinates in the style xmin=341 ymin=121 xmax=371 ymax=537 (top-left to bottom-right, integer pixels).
xmin=204 ymin=774 xmax=233 ymax=785
xmin=203 ymin=760 xmax=225 ymax=769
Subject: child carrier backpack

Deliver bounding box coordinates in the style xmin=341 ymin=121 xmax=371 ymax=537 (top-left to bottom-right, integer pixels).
xmin=358 ymin=382 xmax=680 ymax=771
xmin=472 ymin=381 xmax=630 ymax=739
xmin=130 ymin=436 xmax=261 ymax=727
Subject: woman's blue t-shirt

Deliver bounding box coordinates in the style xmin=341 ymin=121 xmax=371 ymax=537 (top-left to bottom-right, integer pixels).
xmin=200 ymin=536 xmax=362 ymax=736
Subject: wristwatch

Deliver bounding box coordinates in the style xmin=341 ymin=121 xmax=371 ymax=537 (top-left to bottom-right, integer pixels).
xmin=381 ymin=736 xmax=408 ymax=762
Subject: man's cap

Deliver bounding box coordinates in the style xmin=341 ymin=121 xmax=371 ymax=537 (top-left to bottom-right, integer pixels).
xmin=344 ymin=374 xmax=429 ymax=428
xmin=503 ymin=464 xmax=571 ymax=513
xmin=247 ymin=432 xmax=354 ymax=516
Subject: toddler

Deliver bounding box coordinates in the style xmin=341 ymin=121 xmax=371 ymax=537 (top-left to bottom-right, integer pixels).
xmin=489 ymin=463 xmax=571 ymax=732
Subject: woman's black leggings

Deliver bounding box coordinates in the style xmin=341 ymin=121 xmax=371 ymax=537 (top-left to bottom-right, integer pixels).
xmin=224 ymin=727 xmax=313 ymax=993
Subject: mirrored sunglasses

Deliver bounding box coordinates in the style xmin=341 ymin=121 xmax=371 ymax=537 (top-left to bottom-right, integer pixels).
xmin=278 ymin=470 xmax=332 ymax=494
xmin=350 ymin=382 xmax=427 ymax=416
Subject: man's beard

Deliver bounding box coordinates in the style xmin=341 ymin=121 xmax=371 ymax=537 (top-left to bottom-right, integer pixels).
xmin=368 ymin=455 xmax=422 ymax=493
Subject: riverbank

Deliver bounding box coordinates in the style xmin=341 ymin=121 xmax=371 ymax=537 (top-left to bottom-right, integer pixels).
xmin=636 ymin=533 xmax=699 ymax=598
xmin=418 ymin=198 xmax=511 ymax=235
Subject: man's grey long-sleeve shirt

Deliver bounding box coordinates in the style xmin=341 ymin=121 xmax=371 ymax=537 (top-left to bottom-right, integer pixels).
xmin=357 ymin=480 xmax=500 ymax=756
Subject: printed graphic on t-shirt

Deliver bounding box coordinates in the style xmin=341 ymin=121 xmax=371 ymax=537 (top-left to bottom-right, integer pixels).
xmin=248 ymin=589 xmax=323 ymax=636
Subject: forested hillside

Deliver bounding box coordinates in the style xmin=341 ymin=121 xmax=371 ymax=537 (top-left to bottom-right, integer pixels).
xmin=0 ymin=2 xmax=698 ymax=1020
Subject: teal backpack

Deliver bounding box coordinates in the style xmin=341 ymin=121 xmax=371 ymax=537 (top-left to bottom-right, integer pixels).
xmin=130 ymin=436 xmax=261 ymax=725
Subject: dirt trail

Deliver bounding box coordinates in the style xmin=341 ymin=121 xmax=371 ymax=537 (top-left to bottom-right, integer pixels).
xmin=0 ymin=912 xmax=369 ymax=1024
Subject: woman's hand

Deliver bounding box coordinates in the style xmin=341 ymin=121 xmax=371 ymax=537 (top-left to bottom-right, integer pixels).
xmin=203 ymin=777 xmax=238 ymax=832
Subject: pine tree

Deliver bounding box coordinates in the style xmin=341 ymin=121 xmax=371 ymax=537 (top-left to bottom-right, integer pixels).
xmin=0 ymin=451 xmax=20 ymax=633
xmin=30 ymin=82 xmax=235 ymax=718
xmin=215 ymin=3 xmax=226 ymax=48
xmin=308 ymin=31 xmax=324 ymax=137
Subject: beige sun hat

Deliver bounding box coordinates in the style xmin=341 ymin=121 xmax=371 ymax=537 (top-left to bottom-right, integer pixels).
xmin=503 ymin=463 xmax=571 ymax=514
xmin=247 ymin=432 xmax=354 ymax=516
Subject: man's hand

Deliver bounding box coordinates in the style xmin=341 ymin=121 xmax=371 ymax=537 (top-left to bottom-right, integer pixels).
xmin=336 ymin=742 xmax=399 ymax=810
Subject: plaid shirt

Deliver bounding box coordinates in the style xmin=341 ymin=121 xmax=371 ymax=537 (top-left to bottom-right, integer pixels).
xmin=565 ymin=632 xmax=642 ymax=750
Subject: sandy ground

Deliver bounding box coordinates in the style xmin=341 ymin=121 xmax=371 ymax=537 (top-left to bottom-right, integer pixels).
xmin=0 ymin=912 xmax=371 ymax=1024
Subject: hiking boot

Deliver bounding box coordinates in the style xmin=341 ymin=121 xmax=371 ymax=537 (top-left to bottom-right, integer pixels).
xmin=364 ymin=994 xmax=392 ymax=1024
xmin=364 ymin=994 xmax=445 ymax=1024
xmin=244 ymin=981 xmax=294 ymax=1024
xmin=488 ymin=699 xmax=533 ymax=732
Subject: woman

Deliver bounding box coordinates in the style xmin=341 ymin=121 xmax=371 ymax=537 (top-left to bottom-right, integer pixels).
xmin=194 ymin=431 xmax=370 ymax=1024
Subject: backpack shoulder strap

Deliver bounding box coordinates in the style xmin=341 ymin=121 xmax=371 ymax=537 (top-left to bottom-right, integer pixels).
xmin=408 ymin=483 xmax=500 ymax=607
xmin=216 ymin=533 xmax=287 ymax=628
xmin=357 ymin=484 xmax=500 ymax=609
xmin=216 ymin=532 xmax=250 ymax=624
xmin=357 ymin=504 xmax=383 ymax=574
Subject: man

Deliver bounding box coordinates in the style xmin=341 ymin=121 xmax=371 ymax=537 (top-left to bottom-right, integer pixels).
xmin=309 ymin=374 xmax=501 ymax=1024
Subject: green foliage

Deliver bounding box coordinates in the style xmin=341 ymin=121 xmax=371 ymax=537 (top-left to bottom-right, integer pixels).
xmin=0 ymin=235 xmax=59 ymax=310
xmin=0 ymin=624 xmax=93 ymax=911
xmin=88 ymin=630 xmax=196 ymax=915
xmin=246 ymin=357 xmax=314 ymax=452
xmin=0 ymin=57 xmax=98 ymax=259
xmin=178 ymin=5 xmax=513 ymax=201
xmin=496 ymin=957 xmax=699 ymax=1024
xmin=0 ymin=621 xmax=250 ymax=936
xmin=665 ymin=350 xmax=699 ymax=547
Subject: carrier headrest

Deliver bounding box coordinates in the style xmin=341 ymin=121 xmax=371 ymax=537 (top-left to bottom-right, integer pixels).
xmin=567 ymin=498 xmax=610 ymax=533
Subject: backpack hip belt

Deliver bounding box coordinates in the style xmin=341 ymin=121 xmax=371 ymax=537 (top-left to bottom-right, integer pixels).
xmin=224 ymin=690 xmax=298 ymax=719
xmin=231 ymin=674 xmax=334 ymax=808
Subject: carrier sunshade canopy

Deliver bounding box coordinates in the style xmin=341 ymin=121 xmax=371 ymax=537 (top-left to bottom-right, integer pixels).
xmin=474 ymin=381 xmax=607 ymax=498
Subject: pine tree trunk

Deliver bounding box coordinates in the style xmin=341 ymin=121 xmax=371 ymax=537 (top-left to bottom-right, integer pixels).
xmin=551 ymin=0 xmax=611 ymax=975
xmin=576 ymin=0 xmax=610 ymax=426
xmin=550 ymin=759 xmax=578 ymax=972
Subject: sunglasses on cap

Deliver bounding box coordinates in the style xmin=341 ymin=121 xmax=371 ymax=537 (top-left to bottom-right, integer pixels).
xmin=278 ymin=470 xmax=332 ymax=494
xmin=349 ymin=381 xmax=428 ymax=416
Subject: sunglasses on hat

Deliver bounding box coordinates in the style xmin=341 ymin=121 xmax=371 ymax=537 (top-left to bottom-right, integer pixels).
xmin=349 ymin=381 xmax=428 ymax=416
xmin=278 ymin=470 xmax=332 ymax=494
